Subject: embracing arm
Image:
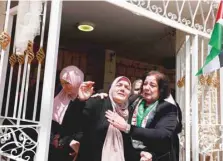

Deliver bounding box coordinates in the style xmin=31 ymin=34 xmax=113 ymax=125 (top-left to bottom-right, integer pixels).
xmin=82 ymin=97 xmax=102 ymax=119
xmin=129 ymin=104 xmax=178 ymax=152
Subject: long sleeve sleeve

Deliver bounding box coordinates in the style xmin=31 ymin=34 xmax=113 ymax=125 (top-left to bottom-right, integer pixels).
xmin=58 ymin=100 xmax=86 ymax=147
xmin=129 ymin=103 xmax=178 ymax=152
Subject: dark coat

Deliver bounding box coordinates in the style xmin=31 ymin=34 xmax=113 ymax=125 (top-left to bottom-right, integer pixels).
xmin=128 ymin=95 xmax=182 ymax=161
xmin=48 ymin=99 xmax=85 ymax=161
xmin=78 ymin=97 xmax=138 ymax=161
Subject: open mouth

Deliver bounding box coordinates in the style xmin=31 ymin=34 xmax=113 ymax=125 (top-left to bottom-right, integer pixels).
xmin=144 ymin=93 xmax=151 ymax=96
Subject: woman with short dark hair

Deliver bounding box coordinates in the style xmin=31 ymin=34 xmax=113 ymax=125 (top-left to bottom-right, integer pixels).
xmin=107 ymin=71 xmax=182 ymax=161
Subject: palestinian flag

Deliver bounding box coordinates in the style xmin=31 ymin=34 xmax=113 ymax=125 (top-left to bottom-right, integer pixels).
xmin=196 ymin=0 xmax=223 ymax=76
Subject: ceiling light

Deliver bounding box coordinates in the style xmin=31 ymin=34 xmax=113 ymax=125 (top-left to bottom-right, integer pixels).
xmin=77 ymin=22 xmax=95 ymax=32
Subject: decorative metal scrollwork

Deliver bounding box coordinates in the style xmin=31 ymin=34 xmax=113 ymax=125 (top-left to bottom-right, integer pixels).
xmin=194 ymin=23 xmax=204 ymax=31
xmin=151 ymin=5 xmax=163 ymax=14
xmin=0 ymin=32 xmax=11 ymax=50
xmin=126 ymin=0 xmax=219 ymax=35
xmin=36 ymin=47 xmax=45 ymax=64
xmin=167 ymin=12 xmax=177 ymax=20
xmin=18 ymin=55 xmax=25 ymax=65
xmin=24 ymin=41 xmax=34 ymax=64
xmin=0 ymin=124 xmax=39 ymax=161
xmin=199 ymin=124 xmax=223 ymax=154
xmin=9 ymin=54 xmax=17 ymax=67
xmin=181 ymin=18 xmax=192 ymax=26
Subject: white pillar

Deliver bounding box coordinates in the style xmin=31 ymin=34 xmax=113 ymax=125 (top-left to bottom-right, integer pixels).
xmin=185 ymin=35 xmax=191 ymax=161
xmin=35 ymin=0 xmax=62 ymax=161
xmin=175 ymin=51 xmax=180 ymax=104
xmin=191 ymin=35 xmax=199 ymax=161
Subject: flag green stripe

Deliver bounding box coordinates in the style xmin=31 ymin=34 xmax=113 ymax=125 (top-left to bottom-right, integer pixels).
xmin=196 ymin=47 xmax=220 ymax=75
xmin=196 ymin=68 xmax=203 ymax=76
xmin=196 ymin=3 xmax=223 ymax=76
xmin=209 ymin=22 xmax=223 ymax=51
xmin=204 ymin=47 xmax=221 ymax=65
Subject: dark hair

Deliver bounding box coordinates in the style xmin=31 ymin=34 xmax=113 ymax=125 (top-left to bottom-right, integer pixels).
xmin=141 ymin=70 xmax=170 ymax=100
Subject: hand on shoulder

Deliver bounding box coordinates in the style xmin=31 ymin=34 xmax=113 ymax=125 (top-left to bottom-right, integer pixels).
xmin=91 ymin=93 xmax=108 ymax=99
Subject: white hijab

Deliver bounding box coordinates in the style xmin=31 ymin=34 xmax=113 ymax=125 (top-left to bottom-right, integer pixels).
xmin=102 ymin=76 xmax=131 ymax=161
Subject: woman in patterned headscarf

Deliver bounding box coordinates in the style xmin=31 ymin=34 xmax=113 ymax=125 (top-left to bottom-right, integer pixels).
xmin=49 ymin=66 xmax=94 ymax=161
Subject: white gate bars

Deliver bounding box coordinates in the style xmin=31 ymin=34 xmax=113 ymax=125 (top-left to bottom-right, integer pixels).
xmin=0 ymin=1 xmax=49 ymax=160
xmin=35 ymin=0 xmax=62 ymax=160
xmin=191 ymin=35 xmax=199 ymax=161
xmin=176 ymin=34 xmax=223 ymax=161
xmin=176 ymin=34 xmax=186 ymax=161
xmin=0 ymin=0 xmax=63 ymax=160
xmin=196 ymin=36 xmax=222 ymax=161
xmin=0 ymin=0 xmax=13 ymax=115
xmin=176 ymin=35 xmax=193 ymax=161
xmin=185 ymin=35 xmax=191 ymax=161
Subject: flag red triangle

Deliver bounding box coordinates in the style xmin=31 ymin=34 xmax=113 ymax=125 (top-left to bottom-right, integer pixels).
xmin=216 ymin=0 xmax=223 ymax=22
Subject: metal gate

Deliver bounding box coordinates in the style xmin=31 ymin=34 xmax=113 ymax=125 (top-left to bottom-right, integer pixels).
xmin=176 ymin=35 xmax=223 ymax=161
xmin=0 ymin=1 xmax=47 ymax=160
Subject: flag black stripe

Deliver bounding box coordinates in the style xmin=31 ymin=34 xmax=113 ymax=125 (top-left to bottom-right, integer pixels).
xmin=219 ymin=50 xmax=223 ymax=67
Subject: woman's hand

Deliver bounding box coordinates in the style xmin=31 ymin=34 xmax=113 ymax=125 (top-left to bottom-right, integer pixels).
xmin=140 ymin=151 xmax=152 ymax=161
xmin=78 ymin=81 xmax=94 ymax=101
xmin=69 ymin=140 xmax=80 ymax=161
xmin=105 ymin=110 xmax=128 ymax=132
xmin=52 ymin=134 xmax=60 ymax=148
xmin=91 ymin=93 xmax=108 ymax=99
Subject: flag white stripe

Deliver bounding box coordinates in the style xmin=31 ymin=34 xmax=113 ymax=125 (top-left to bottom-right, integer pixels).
xmin=203 ymin=55 xmax=220 ymax=74
xmin=217 ymin=19 xmax=223 ymax=25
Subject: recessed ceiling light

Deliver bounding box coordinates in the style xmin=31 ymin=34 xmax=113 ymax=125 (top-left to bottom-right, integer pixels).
xmin=77 ymin=22 xmax=95 ymax=32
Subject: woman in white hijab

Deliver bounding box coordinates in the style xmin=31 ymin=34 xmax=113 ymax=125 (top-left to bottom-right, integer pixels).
xmin=78 ymin=76 xmax=152 ymax=161
xmin=49 ymin=66 xmax=94 ymax=161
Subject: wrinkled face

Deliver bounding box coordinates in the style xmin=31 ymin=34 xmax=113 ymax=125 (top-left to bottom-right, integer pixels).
xmin=112 ymin=80 xmax=131 ymax=104
xmin=142 ymin=75 xmax=159 ymax=103
xmin=133 ymin=80 xmax=142 ymax=95
xmin=60 ymin=79 xmax=78 ymax=96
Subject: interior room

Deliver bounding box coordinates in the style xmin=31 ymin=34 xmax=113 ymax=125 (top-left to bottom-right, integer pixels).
xmin=4 ymin=1 xmax=177 ymax=120
xmin=54 ymin=1 xmax=176 ymax=94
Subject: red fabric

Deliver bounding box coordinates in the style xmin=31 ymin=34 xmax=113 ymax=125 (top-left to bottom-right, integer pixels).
xmin=216 ymin=0 xmax=223 ymax=22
